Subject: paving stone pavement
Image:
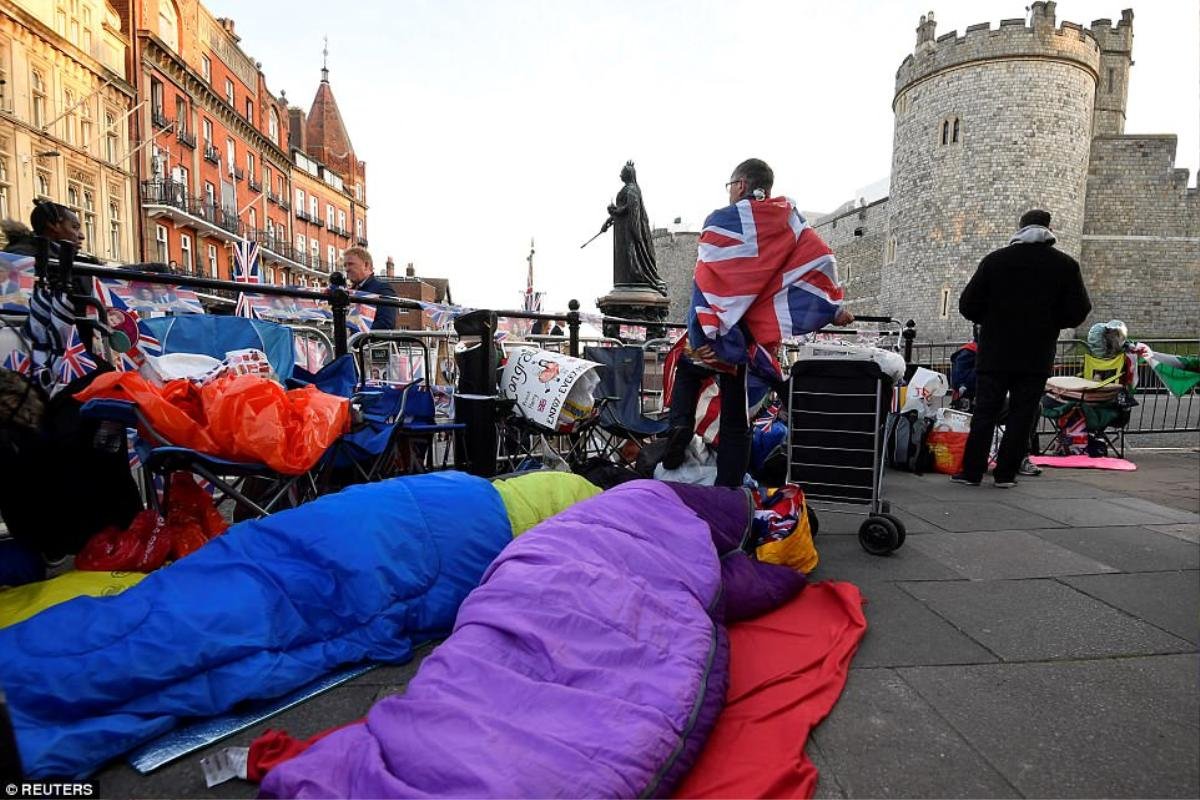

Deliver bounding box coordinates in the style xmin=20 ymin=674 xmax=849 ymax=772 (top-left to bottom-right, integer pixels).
xmin=92 ymin=451 xmax=1198 ymax=798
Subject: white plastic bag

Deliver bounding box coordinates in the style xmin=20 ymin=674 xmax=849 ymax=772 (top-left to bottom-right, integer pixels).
xmin=500 ymin=346 xmax=601 ymax=431
xmin=901 ymin=367 xmax=948 ymax=417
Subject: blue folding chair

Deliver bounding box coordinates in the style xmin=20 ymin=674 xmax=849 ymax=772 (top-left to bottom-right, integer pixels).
xmin=80 ymin=317 xmax=319 ymax=520
xmin=584 ymin=345 xmax=669 ymax=465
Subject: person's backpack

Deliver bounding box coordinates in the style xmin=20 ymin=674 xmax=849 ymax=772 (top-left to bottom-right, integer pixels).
xmin=885 ymin=410 xmax=934 ymax=473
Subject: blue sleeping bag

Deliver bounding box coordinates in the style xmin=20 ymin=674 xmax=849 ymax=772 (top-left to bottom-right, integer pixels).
xmin=0 ymin=472 xmax=511 ymax=778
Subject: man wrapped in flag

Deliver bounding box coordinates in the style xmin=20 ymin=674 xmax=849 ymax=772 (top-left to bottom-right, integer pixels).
xmin=662 ymin=158 xmax=853 ymax=487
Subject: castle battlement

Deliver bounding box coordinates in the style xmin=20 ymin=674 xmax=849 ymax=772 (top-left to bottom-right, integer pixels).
xmin=895 ymin=3 xmax=1102 ymax=97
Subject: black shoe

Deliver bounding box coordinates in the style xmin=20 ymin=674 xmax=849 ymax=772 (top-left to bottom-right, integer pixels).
xmin=660 ymin=427 xmax=693 ymax=471
xmin=1018 ymin=458 xmax=1043 ymax=477
xmin=950 ymin=473 xmax=981 ymax=486
xmin=994 ymin=478 xmax=1018 ymax=489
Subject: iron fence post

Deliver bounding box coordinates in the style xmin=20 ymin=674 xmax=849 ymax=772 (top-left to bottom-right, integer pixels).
xmin=567 ymin=299 xmax=581 ymax=358
xmin=329 ymin=271 xmax=349 ymax=357
xmin=903 ymin=319 xmax=916 ymax=365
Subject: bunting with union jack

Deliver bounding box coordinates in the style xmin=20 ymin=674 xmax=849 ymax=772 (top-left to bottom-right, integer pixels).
xmin=233 ymin=238 xmax=263 ymax=318
xmin=688 ymin=197 xmax=844 ymax=365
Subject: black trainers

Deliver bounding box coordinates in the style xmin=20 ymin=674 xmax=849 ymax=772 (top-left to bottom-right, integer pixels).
xmin=950 ymin=474 xmax=981 ymax=486
xmin=994 ymin=478 xmax=1018 ymax=489
xmin=1018 ymin=458 xmax=1043 ymax=477
xmin=659 ymin=426 xmax=693 ymax=471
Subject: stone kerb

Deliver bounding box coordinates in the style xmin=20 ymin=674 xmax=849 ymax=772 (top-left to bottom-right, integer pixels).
xmin=895 ymin=18 xmax=1101 ymax=98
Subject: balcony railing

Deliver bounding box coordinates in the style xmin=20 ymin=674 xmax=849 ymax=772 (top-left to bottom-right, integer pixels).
xmin=295 ymin=208 xmax=312 ymax=222
xmin=247 ymin=177 xmax=262 ymax=193
xmin=176 ymin=128 xmax=197 ymax=149
xmin=151 ymin=108 xmax=170 ymax=129
xmin=232 ymin=167 xmax=245 ymax=182
xmin=203 ymin=144 xmax=220 ymax=164
xmin=279 ymin=198 xmax=291 ymax=212
xmin=311 ymin=218 xmax=324 ymax=229
xmin=266 ymin=190 xmax=281 ymax=205
xmin=329 ymin=225 xmax=351 ymax=238
xmin=140 ymin=179 xmax=243 ymax=238
xmin=356 ymin=236 xmax=369 ymax=247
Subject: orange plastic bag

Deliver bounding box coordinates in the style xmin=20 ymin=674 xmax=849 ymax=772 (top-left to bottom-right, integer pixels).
xmin=926 ymin=428 xmax=968 ymax=475
xmin=76 ymin=372 xmax=349 ymax=474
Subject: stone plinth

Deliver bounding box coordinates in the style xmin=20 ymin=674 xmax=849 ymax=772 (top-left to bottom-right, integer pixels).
xmin=596 ymin=285 xmax=670 ymax=340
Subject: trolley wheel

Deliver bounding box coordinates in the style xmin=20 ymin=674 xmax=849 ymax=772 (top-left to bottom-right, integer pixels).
xmin=806 ymin=504 xmax=819 ymax=538
xmin=876 ymin=512 xmax=907 ymax=547
xmin=858 ymin=516 xmax=901 ymax=556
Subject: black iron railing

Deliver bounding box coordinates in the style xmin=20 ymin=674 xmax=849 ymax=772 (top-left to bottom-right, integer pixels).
xmin=247 ymin=177 xmax=262 ymax=193
xmin=139 ymin=180 xmax=243 ymax=237
xmin=151 ymin=109 xmax=170 ymax=129
xmin=203 ymin=144 xmax=220 ymax=164
xmin=176 ymin=129 xmax=196 ymax=149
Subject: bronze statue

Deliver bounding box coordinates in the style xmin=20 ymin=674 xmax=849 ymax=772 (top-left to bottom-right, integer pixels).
xmin=587 ymin=161 xmax=667 ymax=295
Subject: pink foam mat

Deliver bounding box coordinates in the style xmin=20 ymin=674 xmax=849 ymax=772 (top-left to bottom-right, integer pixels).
xmin=1029 ymin=455 xmax=1137 ymax=471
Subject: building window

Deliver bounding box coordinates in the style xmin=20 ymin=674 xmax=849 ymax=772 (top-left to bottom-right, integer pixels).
xmin=207 ymin=243 xmax=218 ymax=277
xmin=245 ymin=99 xmax=253 ymax=123
xmin=180 ymin=233 xmax=192 ymax=272
xmin=0 ymin=138 xmax=10 ymax=221
xmin=155 ymin=224 xmax=169 ymax=263
xmin=248 ymin=208 xmax=256 ymax=232
xmin=940 ymin=116 xmax=961 ymax=146
xmin=105 ymin=112 xmax=119 ymax=163
xmin=246 ymin=152 xmax=255 ymax=177
xmin=310 ymin=239 xmax=318 ymax=265
xmin=224 ymin=79 xmax=234 ymax=106
xmin=202 ymin=117 xmax=213 ymax=146
xmin=158 ymin=0 xmax=179 ymax=50
xmin=356 ymin=218 xmax=363 ymax=239
xmin=337 ymin=209 xmax=346 ymax=231
xmin=309 ymin=196 xmax=318 ymax=219
xmin=264 ymin=166 xmax=272 ymax=193
xmin=327 ymin=244 xmax=335 ymax=266
xmin=355 ymin=184 xmax=363 ymax=202
xmin=175 ymin=96 xmax=187 ymax=134
xmin=31 ymin=69 xmax=46 ymax=128
xmin=202 ymin=55 xmax=212 ymax=83
xmin=36 ymin=170 xmax=51 ymax=198
xmin=80 ymin=102 xmax=91 ymax=151
xmin=150 ymin=77 xmax=163 ymax=117
xmin=268 ymin=107 xmax=279 ymax=144
xmin=939 ymin=287 xmax=952 ymax=319
xmin=225 ymin=138 xmax=235 ymax=175
xmin=267 ymin=267 xmax=276 ymax=285
xmin=326 ymin=204 xmax=334 ymax=228
xmin=295 ymin=188 xmax=304 ymax=209
xmin=63 ymin=90 xmax=76 ymax=144
xmin=203 ymin=182 xmax=215 ymax=212
xmin=885 ymin=236 xmax=896 ymax=265
xmin=108 ymin=199 xmax=121 ymax=260
xmin=297 ymin=234 xmax=306 ymax=253
xmin=82 ymin=190 xmax=95 ymax=248
xmin=1107 ymin=67 xmax=1115 ymax=94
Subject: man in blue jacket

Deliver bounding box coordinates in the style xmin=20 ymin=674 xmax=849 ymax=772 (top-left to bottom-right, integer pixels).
xmin=343 ymin=246 xmax=397 ymax=330
xmin=956 ymin=209 xmax=1092 ymax=487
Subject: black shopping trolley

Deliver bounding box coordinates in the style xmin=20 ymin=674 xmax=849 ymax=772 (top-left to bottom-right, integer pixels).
xmin=786 ymin=326 xmax=907 ymax=556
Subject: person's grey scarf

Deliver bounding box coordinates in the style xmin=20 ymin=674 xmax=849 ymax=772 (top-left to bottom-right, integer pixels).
xmin=1010 ymin=225 xmax=1056 ymax=245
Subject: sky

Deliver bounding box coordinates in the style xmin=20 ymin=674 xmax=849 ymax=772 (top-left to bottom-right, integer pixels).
xmin=208 ymin=0 xmax=1199 ymax=315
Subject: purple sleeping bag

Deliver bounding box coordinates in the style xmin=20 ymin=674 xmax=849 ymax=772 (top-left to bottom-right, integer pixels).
xmin=261 ymin=480 xmax=805 ymax=798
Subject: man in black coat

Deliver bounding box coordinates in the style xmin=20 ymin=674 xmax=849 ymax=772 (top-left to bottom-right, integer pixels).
xmin=955 ymin=209 xmax=1092 ymax=487
xmin=342 ymin=246 xmax=397 ymax=330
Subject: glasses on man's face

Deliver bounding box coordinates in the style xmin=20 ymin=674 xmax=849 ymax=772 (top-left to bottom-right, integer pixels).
xmin=724 ymin=179 xmax=742 ymax=191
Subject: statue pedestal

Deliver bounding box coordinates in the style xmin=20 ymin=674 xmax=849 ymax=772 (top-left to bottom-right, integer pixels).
xmin=596 ymin=285 xmax=670 ymax=341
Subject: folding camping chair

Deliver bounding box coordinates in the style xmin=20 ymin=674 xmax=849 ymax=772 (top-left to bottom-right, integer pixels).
xmin=583 ymin=344 xmax=668 ymax=466
xmin=1040 ymin=350 xmax=1135 ymax=458
xmin=80 ymin=315 xmax=323 ymax=520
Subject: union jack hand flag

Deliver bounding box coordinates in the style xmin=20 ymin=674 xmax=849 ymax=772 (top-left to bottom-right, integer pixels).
xmin=56 ymin=327 xmax=98 ymax=384
xmin=2 ymin=349 xmax=31 ymax=375
xmin=233 ymin=239 xmax=263 ymax=319
xmin=688 ymin=197 xmax=844 ymax=365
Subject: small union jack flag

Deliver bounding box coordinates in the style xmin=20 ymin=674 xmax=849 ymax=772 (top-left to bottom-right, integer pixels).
xmin=55 ymin=328 xmax=98 ymax=384
xmin=233 ymin=239 xmax=263 ymax=319
xmin=2 ymin=349 xmax=31 ymax=375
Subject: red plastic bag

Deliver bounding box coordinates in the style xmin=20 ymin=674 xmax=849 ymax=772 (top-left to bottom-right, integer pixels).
xmin=75 ymin=510 xmax=169 ymax=571
xmin=926 ymin=428 xmax=968 ymax=475
xmin=165 ymin=514 xmax=208 ymax=560
xmin=169 ymin=474 xmax=228 ymax=537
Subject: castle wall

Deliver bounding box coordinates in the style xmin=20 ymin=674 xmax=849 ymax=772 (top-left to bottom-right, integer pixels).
xmin=1081 ymin=135 xmax=1200 ymax=337
xmin=885 ymin=10 xmax=1100 ymax=340
xmin=812 ymin=200 xmax=887 ymax=316
xmin=652 ymin=228 xmax=700 ymax=325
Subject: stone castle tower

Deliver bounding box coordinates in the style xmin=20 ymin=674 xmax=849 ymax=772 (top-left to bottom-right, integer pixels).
xmin=810 ymin=2 xmax=1196 ymax=341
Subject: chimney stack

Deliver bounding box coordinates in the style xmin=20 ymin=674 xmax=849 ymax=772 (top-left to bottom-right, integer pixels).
xmin=385 ymin=256 xmax=395 ymax=278
xmin=406 ymin=262 xmax=416 ymax=278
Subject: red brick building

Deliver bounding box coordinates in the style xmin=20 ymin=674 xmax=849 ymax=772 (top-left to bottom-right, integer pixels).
xmin=112 ymin=0 xmax=366 ymax=294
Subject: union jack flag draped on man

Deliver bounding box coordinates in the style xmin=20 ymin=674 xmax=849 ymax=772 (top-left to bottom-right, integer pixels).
xmin=688 ymin=196 xmax=844 ymax=365
xmin=232 ymin=239 xmax=263 ymax=318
